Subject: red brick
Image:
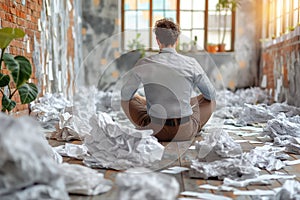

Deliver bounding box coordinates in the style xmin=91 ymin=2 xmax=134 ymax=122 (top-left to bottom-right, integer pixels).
xmin=1 ymin=20 xmax=14 ymax=28
xmin=17 ymin=18 xmax=25 ymax=26
xmin=5 ymin=13 xmax=13 ymax=21
xmin=0 ymin=11 xmax=5 ymax=19
xmin=20 ymin=11 xmax=26 ymax=19
xmin=10 ymin=7 xmax=16 ymax=15
xmin=1 ymin=4 xmax=9 ymax=12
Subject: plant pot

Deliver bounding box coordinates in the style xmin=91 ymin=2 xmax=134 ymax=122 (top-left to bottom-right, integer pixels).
xmin=218 ymin=44 xmax=226 ymax=52
xmin=207 ymin=44 xmax=218 ymax=53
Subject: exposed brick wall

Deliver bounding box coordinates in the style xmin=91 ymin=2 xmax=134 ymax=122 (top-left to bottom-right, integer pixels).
xmin=0 ymin=0 xmax=42 ymax=115
xmin=0 ymin=0 xmax=81 ymax=116
xmin=261 ymin=29 xmax=300 ymax=106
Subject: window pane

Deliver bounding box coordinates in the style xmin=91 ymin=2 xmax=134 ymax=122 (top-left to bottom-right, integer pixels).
xmin=124 ymin=31 xmax=138 ymax=49
xmin=125 ymin=11 xmax=137 ymax=29
xmin=276 ymin=17 xmax=282 ymax=36
xmin=180 ymin=11 xmax=192 ymax=29
xmin=208 ymin=0 xmax=218 ymax=10
xmin=294 ymin=10 xmax=298 ymax=27
xmin=166 ymin=0 xmax=177 ymax=10
xmin=208 ymin=11 xmax=218 ymax=29
xmin=223 ymin=31 xmax=232 ymax=50
xmin=180 ymin=30 xmax=192 ymax=41
xmin=193 ymin=0 xmax=205 ymax=10
xmin=125 ymin=0 xmax=137 ymax=10
xmin=207 ymin=30 xmax=218 ymax=44
xmin=193 ymin=11 xmax=204 ymax=28
xmin=165 ymin=11 xmax=176 ymax=21
xmin=276 ymin=0 xmax=283 ymax=17
xmin=152 ymin=36 xmax=159 ymax=50
xmin=192 ymin=30 xmax=204 ymax=49
xmin=153 ymin=0 xmax=164 ymax=9
xmin=285 ymin=0 xmax=290 ymax=13
xmin=125 ymin=30 xmax=149 ymax=50
xmin=153 ymin=11 xmax=165 ymax=23
xmin=137 ymin=11 xmax=150 ymax=29
xmin=179 ymin=31 xmax=192 ymax=51
xmin=180 ymin=0 xmax=192 ymax=10
xmin=139 ymin=30 xmax=150 ymax=48
xmin=294 ymin=0 xmax=299 ymax=9
xmin=137 ymin=0 xmax=150 ymax=9
xmin=211 ymin=12 xmax=232 ymax=30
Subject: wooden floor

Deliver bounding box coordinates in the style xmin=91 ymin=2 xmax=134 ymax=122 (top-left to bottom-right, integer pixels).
xmin=48 ymin=128 xmax=300 ymax=200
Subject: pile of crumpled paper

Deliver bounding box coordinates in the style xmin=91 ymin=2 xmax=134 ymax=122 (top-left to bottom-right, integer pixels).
xmin=0 ymin=113 xmax=113 ymax=199
xmin=195 ymin=128 xmax=242 ymax=162
xmin=216 ymin=87 xmax=270 ymax=108
xmin=115 ymin=168 xmax=179 ymax=200
xmin=261 ymin=113 xmax=300 ymax=155
xmin=191 ymin=128 xmax=258 ymax=180
xmin=46 ymin=87 xmax=128 ymax=141
xmin=30 ymin=93 xmax=72 ymax=130
xmin=83 ymin=112 xmax=165 ymax=170
xmin=0 ymin=113 xmax=69 ymax=199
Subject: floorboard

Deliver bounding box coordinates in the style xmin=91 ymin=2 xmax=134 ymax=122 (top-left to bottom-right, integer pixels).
xmin=47 ymin=129 xmax=300 ymax=199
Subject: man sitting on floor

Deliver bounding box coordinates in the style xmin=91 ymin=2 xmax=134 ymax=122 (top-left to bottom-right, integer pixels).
xmin=121 ymin=18 xmax=216 ymax=141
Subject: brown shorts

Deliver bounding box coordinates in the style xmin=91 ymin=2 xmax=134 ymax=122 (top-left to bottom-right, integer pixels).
xmin=122 ymin=94 xmax=216 ymax=141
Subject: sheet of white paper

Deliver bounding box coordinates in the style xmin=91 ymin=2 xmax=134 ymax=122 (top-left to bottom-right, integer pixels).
xmin=198 ymin=184 xmax=236 ymax=192
xmin=180 ymin=191 xmax=233 ymax=200
xmin=53 ymin=143 xmax=88 ymax=159
xmin=199 ymin=184 xmax=279 ymax=196
xmin=235 ymin=139 xmax=262 ymax=144
xmin=284 ymin=159 xmax=300 ymax=166
xmin=249 ymin=140 xmax=263 ymax=144
xmin=168 ymin=166 xmax=189 ymax=172
xmin=222 ymin=125 xmax=243 ymax=130
xmin=228 ymin=130 xmax=261 ymax=137
xmin=189 ymin=145 xmax=196 ymax=150
xmin=261 ymin=75 xmax=267 ymax=88
xmin=224 ymin=174 xmax=296 ymax=187
xmin=233 ymin=189 xmax=276 ymax=196
xmin=48 ymin=61 xmax=53 ymax=80
xmin=255 ymin=145 xmax=285 ymax=152
xmin=235 ymin=140 xmax=248 ymax=143
xmin=240 ymin=126 xmax=264 ymax=132
xmin=160 ymin=169 xmax=178 ymax=174
xmin=26 ymin=39 xmax=30 ymax=53
xmin=161 ymin=166 xmax=189 ymax=174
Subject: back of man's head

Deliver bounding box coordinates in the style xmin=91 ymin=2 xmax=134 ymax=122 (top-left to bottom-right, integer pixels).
xmin=154 ymin=18 xmax=180 ymax=47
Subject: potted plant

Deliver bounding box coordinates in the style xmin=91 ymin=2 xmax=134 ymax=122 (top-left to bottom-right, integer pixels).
xmin=127 ymin=32 xmax=146 ymax=58
xmin=206 ymin=43 xmax=218 ymax=53
xmin=0 ymin=27 xmax=38 ymax=113
xmin=216 ymin=0 xmax=241 ymax=52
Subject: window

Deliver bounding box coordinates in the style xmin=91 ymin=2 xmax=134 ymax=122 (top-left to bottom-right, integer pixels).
xmin=122 ymin=0 xmax=236 ymax=51
xmin=266 ymin=0 xmax=299 ymax=38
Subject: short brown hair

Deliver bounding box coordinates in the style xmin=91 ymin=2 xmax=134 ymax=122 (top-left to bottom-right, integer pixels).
xmin=154 ymin=18 xmax=180 ymax=46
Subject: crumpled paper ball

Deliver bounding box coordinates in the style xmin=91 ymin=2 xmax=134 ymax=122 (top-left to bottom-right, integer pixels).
xmin=115 ymin=168 xmax=179 ymax=200
xmin=0 ymin=113 xmax=69 ymax=200
xmin=83 ymin=112 xmax=165 ymax=170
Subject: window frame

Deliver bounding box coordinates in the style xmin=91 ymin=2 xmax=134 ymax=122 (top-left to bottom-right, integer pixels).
xmin=121 ymin=0 xmax=236 ymax=52
xmin=266 ymin=0 xmax=300 ymax=39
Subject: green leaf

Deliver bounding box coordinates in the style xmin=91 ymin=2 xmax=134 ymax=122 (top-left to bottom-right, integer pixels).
xmin=0 ymin=73 xmax=10 ymax=87
xmin=3 ymin=54 xmax=32 ymax=87
xmin=0 ymin=27 xmax=25 ymax=49
xmin=18 ymin=82 xmax=38 ymax=104
xmin=2 ymin=94 xmax=16 ymax=112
